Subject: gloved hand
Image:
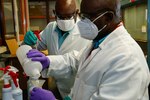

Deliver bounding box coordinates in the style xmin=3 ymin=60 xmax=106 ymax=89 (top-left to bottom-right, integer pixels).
xmin=30 ymin=87 xmax=56 ymax=100
xmin=24 ymin=30 xmax=38 ymax=45
xmin=27 ymin=49 xmax=50 ymax=69
xmin=64 ymin=96 xmax=72 ymax=100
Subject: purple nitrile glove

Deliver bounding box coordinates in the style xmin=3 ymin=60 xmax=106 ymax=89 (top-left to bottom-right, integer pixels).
xmin=30 ymin=87 xmax=56 ymax=100
xmin=27 ymin=49 xmax=50 ymax=70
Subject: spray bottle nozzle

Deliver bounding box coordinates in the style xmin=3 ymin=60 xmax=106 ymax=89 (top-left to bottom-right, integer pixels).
xmin=0 ymin=65 xmax=19 ymax=88
xmin=8 ymin=71 xmax=19 ymax=87
xmin=0 ymin=65 xmax=11 ymax=74
xmin=0 ymin=65 xmax=18 ymax=73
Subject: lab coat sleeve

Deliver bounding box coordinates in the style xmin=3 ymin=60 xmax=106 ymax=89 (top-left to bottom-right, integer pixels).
xmin=41 ymin=50 xmax=81 ymax=79
xmin=90 ymin=52 xmax=149 ymax=100
xmin=37 ymin=22 xmax=55 ymax=51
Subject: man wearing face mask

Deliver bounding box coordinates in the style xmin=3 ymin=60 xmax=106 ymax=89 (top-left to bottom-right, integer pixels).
xmin=23 ymin=0 xmax=90 ymax=99
xmin=28 ymin=0 xmax=150 ymax=100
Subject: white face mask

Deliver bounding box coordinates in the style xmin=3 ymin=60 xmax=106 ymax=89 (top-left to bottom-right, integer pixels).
xmin=57 ymin=17 xmax=75 ymax=31
xmin=78 ymin=11 xmax=109 ymax=40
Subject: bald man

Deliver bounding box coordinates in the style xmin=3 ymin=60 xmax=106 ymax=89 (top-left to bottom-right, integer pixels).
xmin=24 ymin=0 xmax=90 ymax=99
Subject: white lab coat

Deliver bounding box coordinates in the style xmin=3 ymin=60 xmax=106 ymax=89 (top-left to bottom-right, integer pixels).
xmin=37 ymin=19 xmax=91 ymax=97
xmin=37 ymin=19 xmax=90 ymax=55
xmin=42 ymin=25 xmax=150 ymax=100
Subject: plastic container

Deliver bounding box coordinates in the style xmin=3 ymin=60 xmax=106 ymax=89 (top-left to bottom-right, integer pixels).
xmin=11 ymin=79 xmax=23 ymax=100
xmin=16 ymin=45 xmax=42 ymax=78
xmin=2 ymin=79 xmax=14 ymax=100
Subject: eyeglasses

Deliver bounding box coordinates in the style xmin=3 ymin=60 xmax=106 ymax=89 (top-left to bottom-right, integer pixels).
xmin=80 ymin=11 xmax=114 ymax=22
xmin=55 ymin=12 xmax=76 ymax=20
xmin=57 ymin=16 xmax=74 ymax=20
xmin=80 ymin=13 xmax=94 ymax=20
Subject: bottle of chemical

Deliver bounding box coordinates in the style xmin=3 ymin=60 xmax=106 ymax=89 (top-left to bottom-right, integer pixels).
xmin=16 ymin=45 xmax=45 ymax=100
xmin=9 ymin=71 xmax=23 ymax=100
xmin=0 ymin=66 xmax=14 ymax=100
xmin=2 ymin=78 xmax=14 ymax=100
xmin=16 ymin=45 xmax=43 ymax=79
xmin=0 ymin=66 xmax=23 ymax=100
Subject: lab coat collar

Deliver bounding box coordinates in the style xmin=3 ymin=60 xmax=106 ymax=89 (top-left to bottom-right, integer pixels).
xmin=78 ymin=25 xmax=127 ymax=73
xmin=98 ymin=25 xmax=127 ymax=49
xmin=77 ymin=42 xmax=92 ymax=73
xmin=78 ymin=42 xmax=100 ymax=73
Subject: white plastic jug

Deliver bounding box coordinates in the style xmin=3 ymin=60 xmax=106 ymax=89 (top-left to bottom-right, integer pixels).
xmin=16 ymin=45 xmax=42 ymax=79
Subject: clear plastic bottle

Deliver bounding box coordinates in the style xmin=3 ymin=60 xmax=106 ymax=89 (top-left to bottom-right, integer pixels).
xmin=16 ymin=45 xmax=42 ymax=78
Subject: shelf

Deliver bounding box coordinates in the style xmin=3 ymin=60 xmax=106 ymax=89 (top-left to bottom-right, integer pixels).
xmin=0 ymin=46 xmax=7 ymax=54
xmin=30 ymin=16 xmax=46 ymax=19
xmin=30 ymin=16 xmax=55 ymax=19
xmin=29 ymin=0 xmax=56 ymax=1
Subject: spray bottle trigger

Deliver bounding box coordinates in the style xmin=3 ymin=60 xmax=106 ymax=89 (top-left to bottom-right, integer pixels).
xmin=8 ymin=71 xmax=19 ymax=88
xmin=0 ymin=65 xmax=11 ymax=74
xmin=8 ymin=66 xmax=18 ymax=73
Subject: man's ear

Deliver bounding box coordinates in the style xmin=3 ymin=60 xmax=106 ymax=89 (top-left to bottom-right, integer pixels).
xmin=105 ymin=12 xmax=114 ymax=23
xmin=53 ymin=10 xmax=56 ymax=15
xmin=53 ymin=10 xmax=57 ymax=20
xmin=74 ymin=9 xmax=79 ymax=22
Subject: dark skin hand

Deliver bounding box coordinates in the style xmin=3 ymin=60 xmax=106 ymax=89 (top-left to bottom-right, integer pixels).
xmin=81 ymin=0 xmax=121 ymax=41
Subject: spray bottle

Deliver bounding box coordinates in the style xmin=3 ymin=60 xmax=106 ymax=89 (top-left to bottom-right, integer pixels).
xmin=0 ymin=66 xmax=13 ymax=100
xmin=2 ymin=73 xmax=14 ymax=100
xmin=9 ymin=71 xmax=23 ymax=100
xmin=0 ymin=66 xmax=23 ymax=100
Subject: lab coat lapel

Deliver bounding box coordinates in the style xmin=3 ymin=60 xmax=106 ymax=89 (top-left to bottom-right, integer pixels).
xmin=51 ymin=28 xmax=59 ymax=54
xmin=59 ymin=33 xmax=72 ymax=51
xmin=77 ymin=43 xmax=92 ymax=72
xmin=78 ymin=44 xmax=100 ymax=73
xmin=59 ymin=25 xmax=79 ymax=52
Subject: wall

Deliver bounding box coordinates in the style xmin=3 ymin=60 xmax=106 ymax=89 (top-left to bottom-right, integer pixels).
xmin=122 ymin=2 xmax=147 ymax=55
xmin=123 ymin=3 xmax=147 ymax=41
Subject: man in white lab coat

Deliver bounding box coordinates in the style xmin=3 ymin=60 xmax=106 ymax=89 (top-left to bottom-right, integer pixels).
xmin=28 ymin=0 xmax=150 ymax=100
xmin=23 ymin=0 xmax=90 ymax=99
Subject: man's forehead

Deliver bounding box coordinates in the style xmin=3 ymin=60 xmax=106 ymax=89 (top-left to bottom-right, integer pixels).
xmin=56 ymin=9 xmax=75 ymax=15
xmin=81 ymin=0 xmax=102 ymax=14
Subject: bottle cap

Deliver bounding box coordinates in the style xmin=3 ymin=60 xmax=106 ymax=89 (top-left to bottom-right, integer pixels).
xmin=31 ymin=69 xmax=41 ymax=79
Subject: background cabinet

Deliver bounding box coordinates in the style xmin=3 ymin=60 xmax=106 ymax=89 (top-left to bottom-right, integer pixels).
xmin=0 ymin=0 xmax=15 ymax=46
xmin=0 ymin=0 xmax=29 ymax=45
xmin=29 ymin=0 xmax=56 ymax=31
